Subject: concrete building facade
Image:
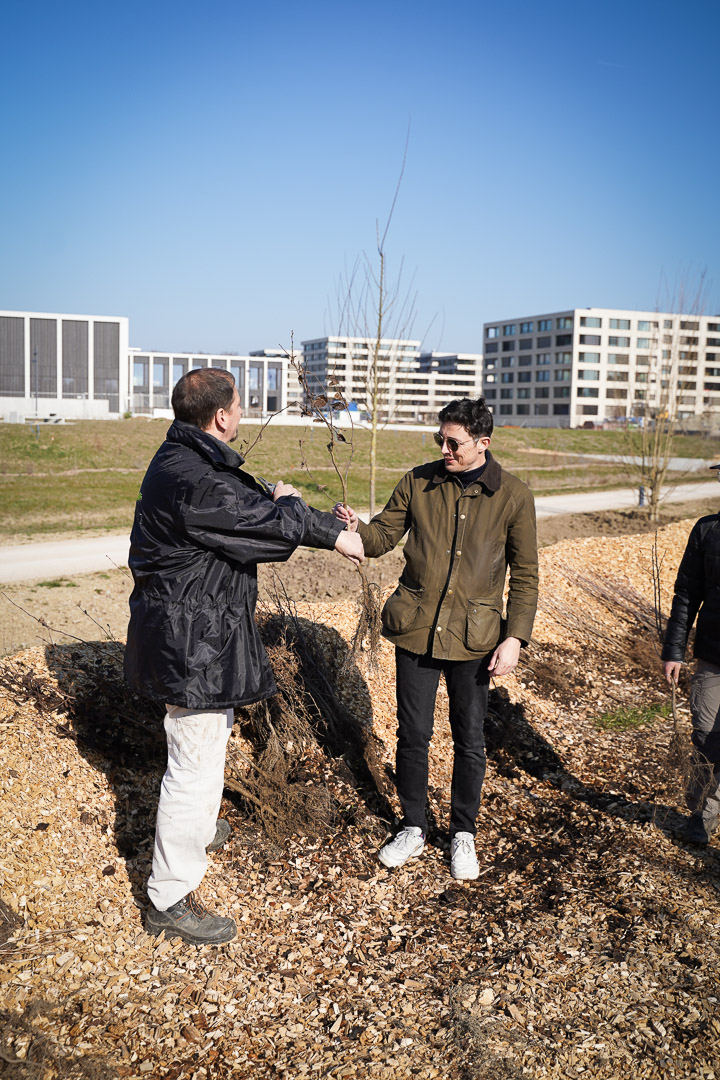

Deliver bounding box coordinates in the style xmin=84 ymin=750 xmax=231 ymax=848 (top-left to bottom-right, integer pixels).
xmin=301 ymin=337 xmax=483 ymax=422
xmin=483 ymin=307 xmax=720 ymax=428
xmin=129 ymin=350 xmax=285 ymax=417
xmin=0 ymin=309 xmax=129 ymax=420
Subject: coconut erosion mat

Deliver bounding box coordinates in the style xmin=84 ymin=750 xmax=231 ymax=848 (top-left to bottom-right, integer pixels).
xmin=1 ymin=522 xmax=719 ymax=1080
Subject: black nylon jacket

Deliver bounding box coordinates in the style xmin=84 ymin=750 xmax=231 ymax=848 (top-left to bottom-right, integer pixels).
xmin=124 ymin=420 xmax=344 ymax=708
xmin=662 ymin=513 xmax=720 ymax=664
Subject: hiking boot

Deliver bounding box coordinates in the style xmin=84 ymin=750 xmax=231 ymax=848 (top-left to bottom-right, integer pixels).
xmin=206 ymin=818 xmax=231 ymax=853
xmin=681 ymin=814 xmax=710 ymax=846
xmin=450 ymin=832 xmax=479 ymax=880
xmin=379 ymin=826 xmax=425 ymax=868
xmin=145 ymin=892 xmax=237 ymax=945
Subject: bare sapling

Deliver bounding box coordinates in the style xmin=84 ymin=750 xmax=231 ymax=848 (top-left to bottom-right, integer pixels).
xmin=285 ymin=336 xmax=382 ymax=667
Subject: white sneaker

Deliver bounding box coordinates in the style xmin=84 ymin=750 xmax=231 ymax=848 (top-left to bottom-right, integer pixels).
xmin=451 ymin=832 xmax=479 ymax=880
xmin=379 ymin=826 xmax=425 ymax=868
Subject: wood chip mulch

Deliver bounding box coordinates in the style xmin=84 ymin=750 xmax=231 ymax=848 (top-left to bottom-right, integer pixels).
xmin=1 ymin=521 xmax=720 ymax=1079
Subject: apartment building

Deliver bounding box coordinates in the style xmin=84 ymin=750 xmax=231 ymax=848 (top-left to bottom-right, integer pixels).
xmin=482 ymin=308 xmax=720 ymax=428
xmin=0 ymin=309 xmax=130 ymax=419
xmin=301 ymin=337 xmax=483 ymax=422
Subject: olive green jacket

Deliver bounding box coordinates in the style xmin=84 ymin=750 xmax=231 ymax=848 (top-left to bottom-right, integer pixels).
xmin=358 ymin=452 xmax=538 ymax=660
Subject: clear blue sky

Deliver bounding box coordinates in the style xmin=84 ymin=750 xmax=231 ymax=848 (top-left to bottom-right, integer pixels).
xmin=2 ymin=0 xmax=718 ymax=354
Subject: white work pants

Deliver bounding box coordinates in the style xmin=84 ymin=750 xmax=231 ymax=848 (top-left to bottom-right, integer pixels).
xmin=147 ymin=705 xmax=234 ymax=911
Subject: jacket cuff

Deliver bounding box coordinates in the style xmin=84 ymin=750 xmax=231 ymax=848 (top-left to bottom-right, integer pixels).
xmin=302 ymin=507 xmax=345 ymax=550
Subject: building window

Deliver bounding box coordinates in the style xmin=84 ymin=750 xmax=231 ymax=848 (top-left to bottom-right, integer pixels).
xmin=637 ymin=320 xmax=653 ymax=331
xmin=501 ymin=357 xmax=515 ymax=368
xmin=536 ymin=353 xmax=551 ymax=365
xmin=519 ymin=339 xmax=533 ymax=351
xmin=555 ymin=352 xmax=572 ymax=364
xmin=500 ymin=389 xmax=514 ymax=400
xmin=502 ymin=341 xmax=516 ymax=352
xmin=538 ymin=319 xmax=552 ymax=331
xmin=556 ymin=334 xmax=572 ymax=347
xmin=485 ymin=342 xmax=498 ymax=354
xmin=534 ymin=403 xmax=549 ymax=415
xmin=503 ymin=324 xmax=516 ymax=336
xmin=664 ymin=319 xmax=673 ymax=329
xmin=484 ymin=388 xmax=497 ymax=399
xmin=708 ymin=338 xmax=720 ymax=347
xmin=554 ymin=386 xmax=570 ymax=398
xmin=516 ymin=404 xmax=530 ymax=415
xmin=517 ymin=388 xmax=531 ymax=398
xmin=486 ymin=327 xmax=499 ymax=338
xmin=636 ymin=337 xmax=651 ymax=349
xmin=577 ymin=387 xmax=599 ymax=397
xmin=519 ymin=356 xmax=532 ymax=367
xmin=577 ymin=369 xmax=599 ymax=380
xmin=553 ymin=403 xmax=570 ymax=415
xmin=499 ymin=404 xmax=513 ymax=414
xmin=580 ymin=317 xmax=602 ymax=328
xmin=518 ymin=371 xmax=531 ymax=383
xmin=607 ymin=371 xmax=629 ymax=382
xmin=537 ymin=336 xmax=551 ymax=348
xmin=609 ymin=318 xmax=631 ymax=330
xmin=133 ymin=358 xmax=149 ymax=389
xmin=536 ymin=370 xmax=550 ymax=382
xmin=635 ymin=372 xmax=649 ymax=383
xmin=608 ymin=336 xmax=630 ymax=347
xmin=580 ymin=405 xmax=599 ymax=415
xmin=579 ymin=352 xmax=600 ymax=363
xmin=556 ymin=317 xmax=573 ymax=329
xmin=607 ymin=353 xmax=629 ymax=365
xmin=501 ymin=372 xmax=514 ymax=383
xmin=520 ymin=321 xmax=534 ymax=333
xmin=579 ymin=335 xmax=601 ymax=346
xmin=535 ymin=387 xmax=550 ymax=398
xmin=606 ymin=388 xmax=628 ymax=399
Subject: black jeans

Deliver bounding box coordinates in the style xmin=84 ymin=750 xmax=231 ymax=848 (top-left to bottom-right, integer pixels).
xmin=395 ymin=647 xmax=490 ymax=837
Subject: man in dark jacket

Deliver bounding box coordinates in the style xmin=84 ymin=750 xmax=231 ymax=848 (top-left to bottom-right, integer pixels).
xmin=125 ymin=368 xmax=364 ymax=943
xmin=334 ymin=397 xmax=538 ymax=880
xmin=662 ymin=462 xmax=720 ymax=845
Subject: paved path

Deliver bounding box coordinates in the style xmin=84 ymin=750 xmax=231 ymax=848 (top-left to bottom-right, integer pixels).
xmin=0 ymin=482 xmax=717 ymax=584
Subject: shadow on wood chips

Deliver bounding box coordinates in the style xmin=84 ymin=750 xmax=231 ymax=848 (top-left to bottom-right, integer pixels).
xmin=0 ymin=600 xmax=394 ymax=910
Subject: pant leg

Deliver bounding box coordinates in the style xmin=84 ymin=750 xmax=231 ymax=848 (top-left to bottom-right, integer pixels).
xmin=395 ymin=648 xmax=442 ymax=833
xmin=147 ymin=705 xmax=233 ymax=911
xmin=688 ymin=660 xmax=720 ymax=825
xmin=443 ymin=656 xmax=490 ymax=837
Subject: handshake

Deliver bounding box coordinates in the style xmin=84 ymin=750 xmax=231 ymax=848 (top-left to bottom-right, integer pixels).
xmin=332 ymin=502 xmax=363 ymax=566
xmin=270 ymin=482 xmax=364 ymax=566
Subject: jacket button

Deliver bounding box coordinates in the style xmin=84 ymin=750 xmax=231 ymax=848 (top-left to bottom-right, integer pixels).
xmin=460 ymin=514 xmax=466 ymax=519
xmin=448 ymin=589 xmax=453 ymax=595
xmin=436 ymin=626 xmax=442 ymax=632
xmin=456 ymin=550 xmax=462 ymax=556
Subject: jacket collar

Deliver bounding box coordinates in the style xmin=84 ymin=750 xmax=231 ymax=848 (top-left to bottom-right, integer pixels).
xmin=166 ymin=419 xmax=246 ymax=469
xmin=432 ymin=449 xmax=501 ymax=492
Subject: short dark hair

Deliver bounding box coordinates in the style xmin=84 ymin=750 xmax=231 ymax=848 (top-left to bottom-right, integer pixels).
xmin=172 ymin=368 xmax=236 ymax=430
xmin=438 ymin=397 xmax=493 ymax=440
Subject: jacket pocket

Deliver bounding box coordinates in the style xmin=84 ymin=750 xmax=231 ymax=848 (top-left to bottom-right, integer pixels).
xmin=383 ymin=583 xmax=426 ymax=634
xmin=465 ymin=598 xmax=503 ymax=652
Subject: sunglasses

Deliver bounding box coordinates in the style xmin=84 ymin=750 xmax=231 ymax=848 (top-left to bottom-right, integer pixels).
xmin=433 ymin=432 xmax=476 ymax=453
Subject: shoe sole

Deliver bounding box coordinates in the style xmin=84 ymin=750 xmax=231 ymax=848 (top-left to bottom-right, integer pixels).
xmin=451 ymin=867 xmax=479 ymax=880
xmin=145 ymin=919 xmax=237 ymax=945
xmin=378 ymin=844 xmax=425 ymax=869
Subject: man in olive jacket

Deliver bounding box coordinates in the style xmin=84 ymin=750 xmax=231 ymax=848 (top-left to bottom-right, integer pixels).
xmin=662 ymin=462 xmax=720 ymax=845
xmin=335 ymin=397 xmax=537 ymax=879
xmin=125 ymin=368 xmax=364 ymax=944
